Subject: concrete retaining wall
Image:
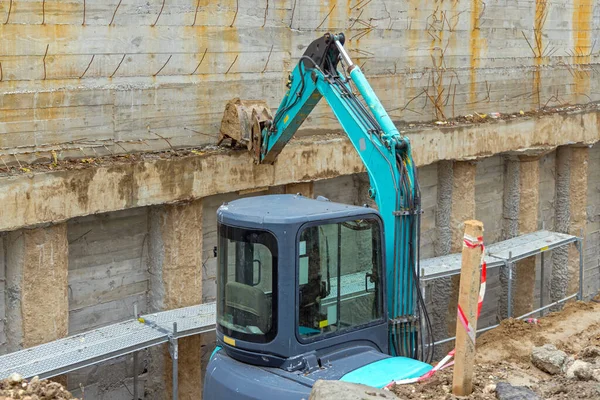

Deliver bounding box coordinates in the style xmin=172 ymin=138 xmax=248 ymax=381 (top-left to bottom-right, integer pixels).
xmin=1 ymin=0 xmax=600 ymax=164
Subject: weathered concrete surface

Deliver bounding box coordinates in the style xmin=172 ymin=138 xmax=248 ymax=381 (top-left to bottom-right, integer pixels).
xmin=498 ymin=157 xmax=519 ymax=318
xmin=502 ymin=157 xmax=520 ymax=240
xmin=5 ymin=224 xmax=69 ymax=351
xmin=450 ymin=162 xmax=477 ymax=253
xmin=1 ymin=0 xmax=599 ymax=162
xmin=435 ymin=161 xmax=454 ymax=257
xmin=475 ymin=156 xmax=504 ymax=244
xmin=418 ymin=164 xmax=439 ymax=260
xmin=550 ymin=146 xmax=589 ymax=304
xmin=429 ymin=161 xmax=452 ymax=350
xmin=0 ymin=111 xmax=599 ymax=233
xmin=149 ymin=200 xmax=203 ymax=400
xmin=473 ymin=156 xmax=504 ymax=324
xmin=551 ymin=147 xmax=572 ymax=306
xmin=67 ymin=208 xmax=149 ymax=334
xmin=285 ymin=182 xmax=314 ymax=198
xmin=447 ymin=162 xmax=477 ymax=335
xmin=513 ymin=156 xmax=540 ymax=317
xmin=567 ymin=147 xmax=589 ymax=295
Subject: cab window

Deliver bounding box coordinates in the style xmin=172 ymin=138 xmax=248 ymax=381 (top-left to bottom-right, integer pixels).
xmin=217 ymin=224 xmax=277 ymax=343
xmin=297 ymin=218 xmax=383 ymax=340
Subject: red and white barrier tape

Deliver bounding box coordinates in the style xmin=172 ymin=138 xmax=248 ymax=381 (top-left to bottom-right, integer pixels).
xmin=384 ymin=234 xmax=487 ymax=389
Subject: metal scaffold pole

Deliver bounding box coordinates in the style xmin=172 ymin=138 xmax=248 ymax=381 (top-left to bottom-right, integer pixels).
xmin=170 ymin=322 xmax=179 ymax=400
xmin=577 ymin=237 xmax=584 ymax=301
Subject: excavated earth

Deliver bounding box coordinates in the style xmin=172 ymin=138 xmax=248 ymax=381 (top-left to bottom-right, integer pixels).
xmin=0 ymin=375 xmax=77 ymax=400
xmin=391 ymin=301 xmax=600 ymax=399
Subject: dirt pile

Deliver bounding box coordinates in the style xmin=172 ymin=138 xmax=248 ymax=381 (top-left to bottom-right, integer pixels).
xmin=390 ymin=301 xmax=600 ymax=399
xmin=0 ymin=374 xmax=77 ymax=400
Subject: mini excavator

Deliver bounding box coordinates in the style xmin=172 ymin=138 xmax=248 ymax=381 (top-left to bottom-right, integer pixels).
xmin=204 ymin=32 xmax=434 ymax=399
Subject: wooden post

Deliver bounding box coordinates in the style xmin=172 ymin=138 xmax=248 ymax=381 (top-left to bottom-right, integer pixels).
xmin=452 ymin=220 xmax=484 ymax=396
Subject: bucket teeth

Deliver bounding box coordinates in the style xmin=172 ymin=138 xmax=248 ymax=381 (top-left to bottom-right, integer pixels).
xmin=218 ymin=98 xmax=273 ymax=153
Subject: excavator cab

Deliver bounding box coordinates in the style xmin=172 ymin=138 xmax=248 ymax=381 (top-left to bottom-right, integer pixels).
xmin=204 ymin=195 xmax=431 ymax=399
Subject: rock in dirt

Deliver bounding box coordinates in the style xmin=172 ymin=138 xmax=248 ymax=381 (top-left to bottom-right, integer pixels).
xmin=484 ymin=383 xmax=497 ymax=393
xmin=309 ymin=380 xmax=398 ymax=400
xmin=566 ymin=360 xmax=594 ymax=381
xmin=531 ymin=344 xmax=567 ymax=375
xmin=6 ymin=373 xmax=23 ymax=385
xmin=495 ymin=382 xmax=541 ymax=400
xmin=578 ymin=346 xmax=600 ymax=359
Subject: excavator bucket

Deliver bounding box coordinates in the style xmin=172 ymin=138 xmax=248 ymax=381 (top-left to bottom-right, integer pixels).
xmin=218 ymin=98 xmax=273 ymax=157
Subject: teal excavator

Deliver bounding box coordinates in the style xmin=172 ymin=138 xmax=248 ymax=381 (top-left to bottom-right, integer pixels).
xmin=204 ymin=32 xmax=434 ymax=399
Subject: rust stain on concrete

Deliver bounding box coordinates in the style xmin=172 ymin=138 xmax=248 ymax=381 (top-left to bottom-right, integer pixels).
xmin=572 ymin=0 xmax=593 ymax=102
xmin=469 ymin=0 xmax=480 ymax=103
xmin=533 ymin=0 xmax=548 ymax=108
xmin=469 ymin=0 xmax=486 ymax=104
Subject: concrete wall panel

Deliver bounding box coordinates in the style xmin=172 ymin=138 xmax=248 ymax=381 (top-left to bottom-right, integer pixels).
xmin=5 ymin=224 xmax=69 ymax=351
xmin=314 ymin=175 xmax=358 ymax=205
xmin=475 ymin=156 xmax=505 ymax=244
xmin=67 ymin=207 xmax=149 ymax=334
xmin=418 ymin=164 xmax=438 ymax=260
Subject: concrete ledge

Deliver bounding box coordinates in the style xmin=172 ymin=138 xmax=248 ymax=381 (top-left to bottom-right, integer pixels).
xmin=409 ymin=108 xmax=600 ymax=165
xmin=0 ymin=110 xmax=598 ymax=232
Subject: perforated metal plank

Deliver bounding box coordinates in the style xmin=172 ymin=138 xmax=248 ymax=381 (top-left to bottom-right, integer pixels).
xmin=419 ymin=230 xmax=578 ymax=281
xmin=486 ymin=230 xmax=577 ymax=262
xmin=0 ymin=320 xmax=166 ymax=380
xmin=142 ymin=303 xmax=217 ymax=340
xmin=420 ymin=252 xmax=504 ymax=281
xmin=0 ymin=302 xmax=217 ymax=380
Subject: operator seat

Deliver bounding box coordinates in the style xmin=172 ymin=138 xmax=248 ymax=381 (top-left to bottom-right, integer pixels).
xmin=225 ymin=281 xmax=271 ymax=334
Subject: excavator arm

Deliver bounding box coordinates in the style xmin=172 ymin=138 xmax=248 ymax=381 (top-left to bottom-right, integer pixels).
xmin=254 ymin=33 xmax=431 ymax=360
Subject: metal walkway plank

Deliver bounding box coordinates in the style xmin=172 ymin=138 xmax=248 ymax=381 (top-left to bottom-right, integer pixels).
xmin=486 ymin=230 xmax=577 ymax=262
xmin=420 ymin=230 xmax=578 ymax=281
xmin=0 ymin=303 xmax=216 ymax=380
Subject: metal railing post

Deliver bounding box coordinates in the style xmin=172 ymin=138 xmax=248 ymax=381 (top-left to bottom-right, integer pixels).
xmin=133 ymin=352 xmax=138 ymax=400
xmin=577 ymin=238 xmax=584 ymax=301
xmin=540 ymin=251 xmax=544 ymax=317
xmin=507 ymin=252 xmax=513 ymax=318
xmin=133 ymin=303 xmax=139 ymax=400
xmin=169 ymin=322 xmax=179 ymax=400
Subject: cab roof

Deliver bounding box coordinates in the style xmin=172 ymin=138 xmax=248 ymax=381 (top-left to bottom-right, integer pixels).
xmin=217 ymin=194 xmax=379 ymax=227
